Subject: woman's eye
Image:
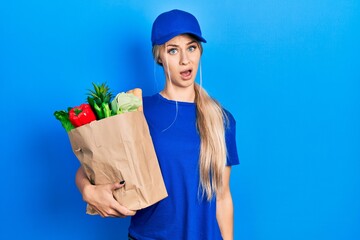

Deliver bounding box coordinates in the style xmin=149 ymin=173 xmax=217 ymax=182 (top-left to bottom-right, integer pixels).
xmin=168 ymin=48 xmax=177 ymax=55
xmin=188 ymin=46 xmax=197 ymax=52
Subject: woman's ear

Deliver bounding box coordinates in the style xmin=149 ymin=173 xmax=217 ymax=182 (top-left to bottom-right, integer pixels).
xmin=157 ymin=57 xmax=163 ymax=66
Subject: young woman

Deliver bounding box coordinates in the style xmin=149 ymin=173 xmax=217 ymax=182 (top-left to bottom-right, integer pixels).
xmin=75 ymin=9 xmax=239 ymax=240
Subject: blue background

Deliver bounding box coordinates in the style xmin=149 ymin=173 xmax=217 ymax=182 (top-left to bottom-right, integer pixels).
xmin=1 ymin=0 xmax=359 ymax=239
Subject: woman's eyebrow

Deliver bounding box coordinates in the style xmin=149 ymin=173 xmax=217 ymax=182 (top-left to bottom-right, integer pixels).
xmin=186 ymin=40 xmax=197 ymax=45
xmin=166 ymin=41 xmax=197 ymax=48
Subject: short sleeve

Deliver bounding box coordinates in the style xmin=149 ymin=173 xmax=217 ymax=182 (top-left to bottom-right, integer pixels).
xmin=224 ymin=110 xmax=240 ymax=166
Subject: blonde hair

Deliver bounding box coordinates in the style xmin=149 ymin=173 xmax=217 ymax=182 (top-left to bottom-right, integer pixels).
xmin=194 ymin=84 xmax=228 ymax=200
xmin=152 ymin=38 xmax=228 ymax=201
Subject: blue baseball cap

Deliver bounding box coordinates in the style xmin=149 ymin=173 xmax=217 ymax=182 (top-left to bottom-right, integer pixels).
xmin=151 ymin=9 xmax=207 ymax=46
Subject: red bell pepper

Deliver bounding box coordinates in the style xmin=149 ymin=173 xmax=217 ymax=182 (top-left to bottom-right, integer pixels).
xmin=68 ymin=103 xmax=97 ymax=127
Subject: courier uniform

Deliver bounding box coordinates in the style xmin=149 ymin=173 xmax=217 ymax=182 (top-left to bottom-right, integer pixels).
xmin=128 ymin=93 xmax=239 ymax=240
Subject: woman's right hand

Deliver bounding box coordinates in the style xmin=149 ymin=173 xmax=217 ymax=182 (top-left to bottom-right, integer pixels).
xmin=76 ymin=167 xmax=136 ymax=218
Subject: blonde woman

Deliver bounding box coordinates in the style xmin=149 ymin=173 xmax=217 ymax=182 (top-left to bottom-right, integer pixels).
xmin=75 ymin=9 xmax=239 ymax=240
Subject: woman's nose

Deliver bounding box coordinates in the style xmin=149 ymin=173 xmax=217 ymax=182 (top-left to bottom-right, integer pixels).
xmin=180 ymin=51 xmax=190 ymax=65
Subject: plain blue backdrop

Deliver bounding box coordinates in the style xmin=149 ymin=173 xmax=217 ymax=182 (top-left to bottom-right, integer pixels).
xmin=1 ymin=0 xmax=359 ymax=239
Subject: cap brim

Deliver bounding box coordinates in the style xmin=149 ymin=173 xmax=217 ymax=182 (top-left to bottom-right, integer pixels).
xmin=153 ymin=31 xmax=207 ymax=46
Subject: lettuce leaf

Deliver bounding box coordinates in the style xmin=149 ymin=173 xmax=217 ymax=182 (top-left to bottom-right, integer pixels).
xmin=111 ymin=92 xmax=142 ymax=115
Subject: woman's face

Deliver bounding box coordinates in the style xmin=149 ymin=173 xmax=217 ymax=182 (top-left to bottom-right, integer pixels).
xmin=158 ymin=34 xmax=201 ymax=90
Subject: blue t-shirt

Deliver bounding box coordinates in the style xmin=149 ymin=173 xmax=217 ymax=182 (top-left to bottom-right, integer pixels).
xmin=128 ymin=93 xmax=239 ymax=240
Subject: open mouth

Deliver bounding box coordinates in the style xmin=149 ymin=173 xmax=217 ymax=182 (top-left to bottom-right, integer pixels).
xmin=180 ymin=69 xmax=192 ymax=79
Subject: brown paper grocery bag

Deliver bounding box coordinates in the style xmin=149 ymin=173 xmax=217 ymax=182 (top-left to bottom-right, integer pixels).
xmin=68 ymin=111 xmax=168 ymax=214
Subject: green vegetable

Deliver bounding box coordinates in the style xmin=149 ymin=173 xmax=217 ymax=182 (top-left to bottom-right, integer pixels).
xmin=87 ymin=82 xmax=113 ymax=119
xmin=54 ymin=110 xmax=75 ymax=132
xmin=111 ymin=92 xmax=142 ymax=115
xmin=102 ymin=102 xmax=112 ymax=118
xmin=87 ymin=97 xmax=104 ymax=119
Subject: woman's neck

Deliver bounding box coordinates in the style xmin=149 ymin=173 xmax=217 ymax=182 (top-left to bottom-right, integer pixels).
xmin=160 ymin=85 xmax=196 ymax=103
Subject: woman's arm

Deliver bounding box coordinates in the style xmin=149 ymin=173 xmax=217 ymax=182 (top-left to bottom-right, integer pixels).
xmin=216 ymin=166 xmax=234 ymax=240
xmin=75 ymin=166 xmax=136 ymax=218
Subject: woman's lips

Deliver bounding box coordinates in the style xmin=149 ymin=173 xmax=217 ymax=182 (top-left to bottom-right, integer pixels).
xmin=180 ymin=69 xmax=192 ymax=80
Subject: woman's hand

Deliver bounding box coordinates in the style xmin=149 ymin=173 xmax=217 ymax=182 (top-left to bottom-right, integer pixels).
xmin=83 ymin=181 xmax=136 ymax=218
xmin=76 ymin=166 xmax=136 ymax=218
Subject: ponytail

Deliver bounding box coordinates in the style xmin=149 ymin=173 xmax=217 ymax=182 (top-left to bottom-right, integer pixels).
xmin=195 ymin=84 xmax=228 ymax=200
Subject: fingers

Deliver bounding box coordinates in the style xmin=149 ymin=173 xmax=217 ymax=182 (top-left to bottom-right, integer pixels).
xmin=84 ymin=180 xmax=136 ymax=218
xmin=90 ymin=181 xmax=136 ymax=218
xmin=112 ymin=180 xmax=126 ymax=191
xmin=91 ymin=201 xmax=136 ymax=218
xmin=111 ymin=181 xmax=137 ymax=217
xmin=113 ymin=204 xmax=136 ymax=217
